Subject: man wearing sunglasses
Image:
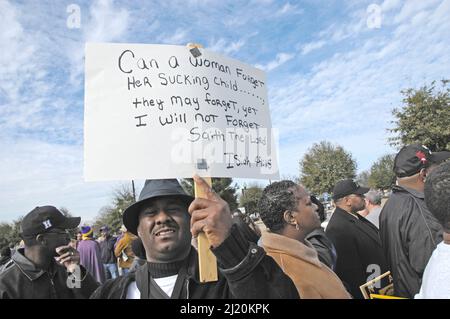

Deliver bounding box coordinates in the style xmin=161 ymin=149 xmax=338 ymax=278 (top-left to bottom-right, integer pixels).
xmin=0 ymin=206 xmax=99 ymax=298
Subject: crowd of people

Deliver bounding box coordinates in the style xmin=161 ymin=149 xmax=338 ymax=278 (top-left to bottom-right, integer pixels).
xmin=0 ymin=143 xmax=449 ymax=299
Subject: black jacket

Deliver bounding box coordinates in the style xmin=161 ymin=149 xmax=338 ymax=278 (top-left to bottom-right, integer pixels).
xmin=306 ymin=228 xmax=337 ymax=270
xmin=0 ymin=256 xmax=10 ymax=267
xmin=326 ymin=207 xmax=388 ymax=299
xmin=0 ymin=249 xmax=99 ymax=299
xmin=0 ymin=256 xmax=11 ymax=274
xmin=99 ymin=236 xmax=117 ymax=264
xmin=90 ymin=224 xmax=299 ymax=299
xmin=379 ymin=185 xmax=442 ymax=298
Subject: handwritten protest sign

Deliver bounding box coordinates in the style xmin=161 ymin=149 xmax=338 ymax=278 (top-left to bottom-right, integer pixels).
xmin=84 ymin=43 xmax=279 ymax=181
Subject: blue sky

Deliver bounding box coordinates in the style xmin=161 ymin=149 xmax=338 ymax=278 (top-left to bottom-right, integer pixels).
xmin=1 ymin=0 xmax=449 ymax=222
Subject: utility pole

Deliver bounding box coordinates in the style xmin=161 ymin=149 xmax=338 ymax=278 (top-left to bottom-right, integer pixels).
xmin=131 ymin=180 xmax=136 ymax=202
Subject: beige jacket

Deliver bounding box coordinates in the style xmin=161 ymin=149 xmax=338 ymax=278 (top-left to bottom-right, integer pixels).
xmin=262 ymin=231 xmax=351 ymax=299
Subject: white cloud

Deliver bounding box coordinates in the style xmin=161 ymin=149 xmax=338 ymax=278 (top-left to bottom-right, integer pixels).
xmin=160 ymin=28 xmax=190 ymax=45
xmin=276 ymin=2 xmax=304 ymax=16
xmin=278 ymin=130 xmax=397 ymax=179
xmin=268 ymin=0 xmax=450 ymax=173
xmin=0 ymin=0 xmax=132 ymax=222
xmin=255 ymin=52 xmax=295 ymax=71
xmin=393 ymin=0 xmax=440 ymax=24
xmin=86 ymin=0 xmax=130 ymax=42
xmin=1 ymin=0 xmax=448 ymax=222
xmin=68 ymin=0 xmax=130 ymax=83
xmin=222 ymin=0 xmax=297 ymax=27
xmin=300 ymin=40 xmax=327 ymax=55
xmin=0 ymin=1 xmax=38 ymax=102
xmin=381 ymin=0 xmax=403 ymax=12
xmin=225 ymin=39 xmax=246 ymax=54
xmin=208 ymin=38 xmax=247 ymax=55
xmin=0 ymin=1 xmax=60 ymax=138
xmin=208 ymin=38 xmax=227 ymax=53
xmin=314 ymin=6 xmax=369 ymax=45
xmin=0 ymin=137 xmax=114 ymax=222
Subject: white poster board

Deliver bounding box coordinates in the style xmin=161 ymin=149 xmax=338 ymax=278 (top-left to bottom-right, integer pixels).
xmin=84 ymin=43 xmax=279 ymax=181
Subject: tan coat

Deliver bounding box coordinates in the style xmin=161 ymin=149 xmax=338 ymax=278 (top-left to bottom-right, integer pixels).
xmin=114 ymin=232 xmax=136 ymax=269
xmin=261 ymin=232 xmax=351 ymax=299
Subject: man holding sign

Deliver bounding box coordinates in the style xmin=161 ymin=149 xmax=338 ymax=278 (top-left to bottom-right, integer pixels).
xmin=84 ymin=43 xmax=278 ymax=182
xmin=90 ymin=176 xmax=299 ymax=299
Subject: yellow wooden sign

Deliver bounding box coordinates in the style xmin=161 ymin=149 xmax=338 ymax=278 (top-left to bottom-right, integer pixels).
xmin=194 ymin=177 xmax=218 ymax=282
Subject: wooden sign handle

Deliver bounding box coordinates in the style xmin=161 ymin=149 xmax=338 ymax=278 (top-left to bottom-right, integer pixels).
xmin=188 ymin=43 xmax=216 ymax=282
xmin=194 ymin=177 xmax=218 ymax=282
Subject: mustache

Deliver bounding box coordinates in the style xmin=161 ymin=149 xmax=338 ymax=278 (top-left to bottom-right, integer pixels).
xmin=152 ymin=221 xmax=179 ymax=235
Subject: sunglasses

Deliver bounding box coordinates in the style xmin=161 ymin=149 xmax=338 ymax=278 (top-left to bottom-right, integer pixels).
xmin=42 ymin=229 xmax=70 ymax=236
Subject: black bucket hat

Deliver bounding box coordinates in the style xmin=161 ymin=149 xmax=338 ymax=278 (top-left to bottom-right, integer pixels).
xmin=123 ymin=179 xmax=194 ymax=235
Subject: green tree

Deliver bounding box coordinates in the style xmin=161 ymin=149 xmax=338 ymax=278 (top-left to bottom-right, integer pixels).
xmin=94 ymin=184 xmax=136 ymax=234
xmin=281 ymin=174 xmax=300 ymax=184
xmin=0 ymin=223 xmax=13 ymax=250
xmin=299 ymin=141 xmax=357 ymax=195
xmin=9 ymin=217 xmax=23 ymax=247
xmin=368 ymin=154 xmax=396 ymax=190
xmin=239 ymin=184 xmax=264 ymax=216
xmin=0 ymin=217 xmax=24 ymax=250
xmin=356 ymin=170 xmax=370 ymax=187
xmin=59 ymin=207 xmax=79 ymax=238
xmin=59 ymin=207 xmax=71 ymax=217
xmin=181 ymin=178 xmax=239 ymax=211
xmin=389 ymin=79 xmax=450 ymax=151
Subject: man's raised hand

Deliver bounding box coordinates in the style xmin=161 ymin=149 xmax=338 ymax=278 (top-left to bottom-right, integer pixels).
xmin=189 ymin=175 xmax=232 ymax=248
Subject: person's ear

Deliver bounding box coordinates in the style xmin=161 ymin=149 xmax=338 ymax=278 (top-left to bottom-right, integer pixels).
xmin=36 ymin=234 xmax=45 ymax=245
xmin=419 ymin=168 xmax=427 ymax=182
xmin=342 ymin=196 xmax=350 ymax=206
xmin=283 ymin=210 xmax=296 ymax=226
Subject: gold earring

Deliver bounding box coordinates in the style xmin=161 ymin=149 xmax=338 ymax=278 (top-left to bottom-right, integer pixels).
xmin=295 ymin=222 xmax=300 ymax=231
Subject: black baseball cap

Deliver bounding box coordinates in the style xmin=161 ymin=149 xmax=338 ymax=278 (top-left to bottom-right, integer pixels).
xmin=332 ymin=179 xmax=369 ymax=201
xmin=394 ymin=144 xmax=450 ymax=177
xmin=430 ymin=150 xmax=450 ymax=165
xmin=20 ymin=206 xmax=81 ymax=238
xmin=123 ymin=179 xmax=194 ymax=235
